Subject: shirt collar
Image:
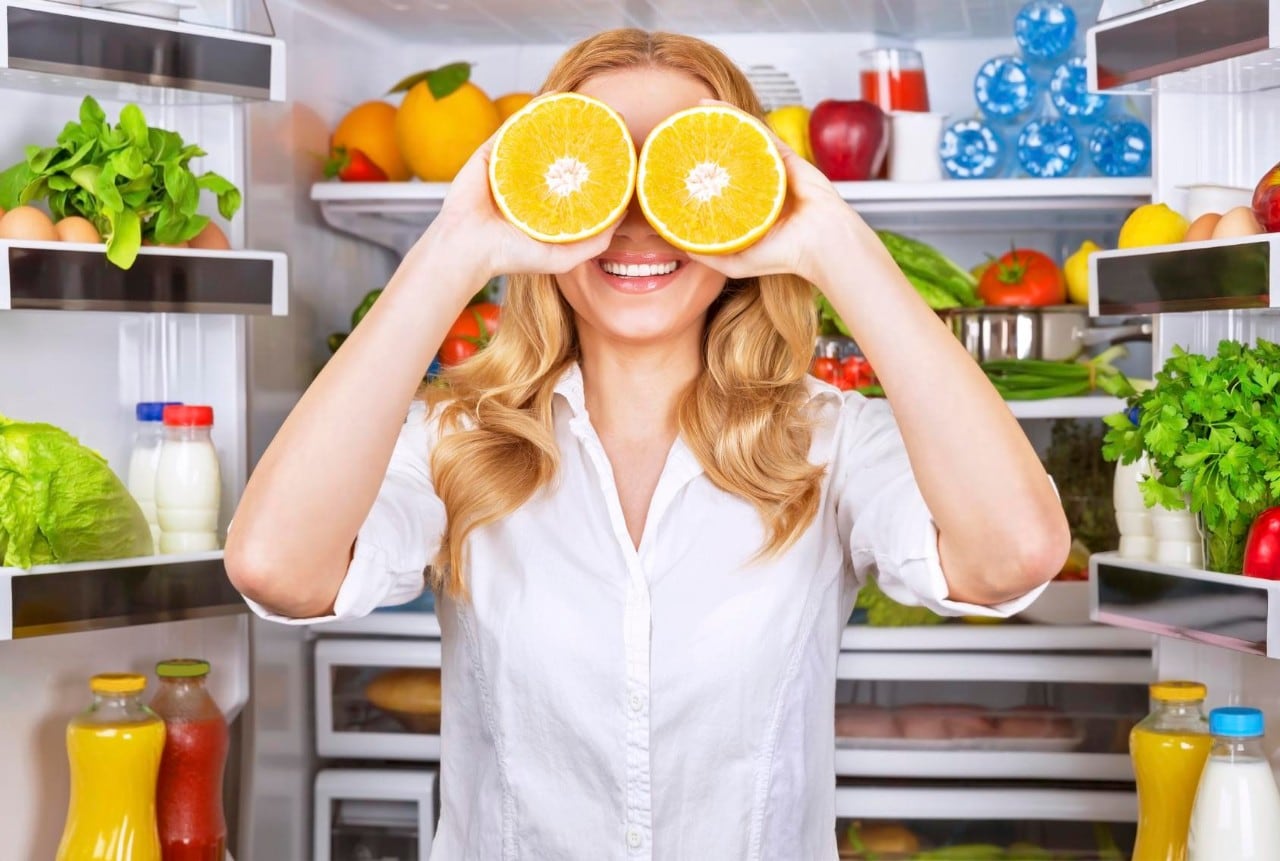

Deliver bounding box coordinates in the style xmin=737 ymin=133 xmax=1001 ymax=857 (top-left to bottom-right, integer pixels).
xmin=554 ymin=361 xmax=844 ymax=413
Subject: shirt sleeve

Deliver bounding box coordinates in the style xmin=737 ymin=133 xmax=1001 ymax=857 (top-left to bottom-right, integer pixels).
xmin=245 ymin=399 xmax=447 ymax=625
xmin=832 ymin=393 xmax=1048 ymax=619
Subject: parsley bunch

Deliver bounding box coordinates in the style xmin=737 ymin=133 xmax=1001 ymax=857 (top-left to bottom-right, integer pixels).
xmin=1102 ymin=340 xmax=1280 ymax=574
xmin=0 ymin=96 xmax=240 ymax=270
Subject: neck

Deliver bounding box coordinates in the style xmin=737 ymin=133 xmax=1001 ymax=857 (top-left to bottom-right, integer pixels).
xmin=577 ymin=327 xmax=702 ymax=441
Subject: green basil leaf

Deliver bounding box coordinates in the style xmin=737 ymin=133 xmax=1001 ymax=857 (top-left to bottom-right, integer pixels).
xmin=109 ymin=146 xmax=147 ymax=181
xmin=118 ymin=104 xmax=149 ymax=148
xmin=47 ymin=139 xmax=97 ymax=174
xmin=79 ymin=96 xmax=106 ymax=131
xmin=28 ymin=146 xmax=61 ymax=174
xmin=18 ymin=177 xmax=48 ymax=206
xmin=149 ymin=128 xmax=182 ymax=162
xmin=0 ymin=162 xmax=35 ymax=210
xmin=94 ymin=163 xmax=124 ymax=213
xmin=162 ymin=162 xmax=195 ymax=211
xmin=105 ymin=208 xmax=141 ymax=270
xmin=388 ymin=61 xmax=471 ymax=98
xmin=69 ymin=164 xmax=101 ymax=194
xmin=196 ymin=172 xmax=242 ymax=219
xmin=176 ymin=213 xmax=209 ymax=244
xmin=46 ymin=175 xmax=77 ymax=191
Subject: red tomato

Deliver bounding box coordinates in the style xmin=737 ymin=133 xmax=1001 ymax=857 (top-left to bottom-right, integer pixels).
xmin=977 ymin=248 xmax=1065 ymax=307
xmin=438 ymin=337 xmax=478 ymax=366
xmin=810 ymin=357 xmax=846 ymax=388
xmin=841 ymin=355 xmax=875 ymax=389
xmin=447 ymin=302 xmax=501 ymax=341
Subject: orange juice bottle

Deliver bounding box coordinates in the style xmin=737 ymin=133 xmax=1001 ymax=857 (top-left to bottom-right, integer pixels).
xmin=56 ymin=673 xmax=166 ymax=861
xmin=1131 ymin=681 xmax=1213 ymax=861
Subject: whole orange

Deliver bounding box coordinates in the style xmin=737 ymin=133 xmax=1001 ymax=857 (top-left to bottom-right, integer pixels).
xmin=494 ymin=92 xmax=534 ymax=121
xmin=396 ymin=81 xmax=501 ymax=182
xmin=331 ymin=101 xmax=410 ymax=182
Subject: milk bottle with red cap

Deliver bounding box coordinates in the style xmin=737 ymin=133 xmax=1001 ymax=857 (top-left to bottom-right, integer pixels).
xmin=155 ymin=405 xmax=222 ymax=554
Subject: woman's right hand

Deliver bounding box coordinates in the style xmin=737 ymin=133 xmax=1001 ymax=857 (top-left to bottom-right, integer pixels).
xmin=420 ymin=134 xmax=621 ymax=286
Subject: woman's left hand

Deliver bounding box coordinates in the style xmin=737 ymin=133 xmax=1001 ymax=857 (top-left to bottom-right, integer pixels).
xmin=688 ymin=103 xmax=867 ymax=284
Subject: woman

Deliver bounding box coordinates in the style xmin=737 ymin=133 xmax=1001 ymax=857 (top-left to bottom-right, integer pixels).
xmin=229 ymin=29 xmax=1068 ymax=859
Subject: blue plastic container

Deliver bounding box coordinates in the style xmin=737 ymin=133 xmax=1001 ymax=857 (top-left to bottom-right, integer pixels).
xmin=974 ymin=55 xmax=1040 ymax=125
xmin=1088 ymin=118 xmax=1152 ymax=177
xmin=1015 ymin=0 xmax=1078 ymax=66
xmin=940 ymin=118 xmax=1008 ymax=180
xmin=1017 ymin=118 xmax=1081 ymax=178
xmin=1050 ymin=57 xmax=1111 ymax=124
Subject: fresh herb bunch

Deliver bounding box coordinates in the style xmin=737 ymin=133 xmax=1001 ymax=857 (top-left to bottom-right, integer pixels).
xmin=1102 ymin=339 xmax=1280 ymax=574
xmin=0 ymin=96 xmax=241 ymax=269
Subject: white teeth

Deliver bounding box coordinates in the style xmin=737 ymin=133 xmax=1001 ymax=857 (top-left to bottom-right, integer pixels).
xmin=600 ymin=260 xmax=678 ymax=277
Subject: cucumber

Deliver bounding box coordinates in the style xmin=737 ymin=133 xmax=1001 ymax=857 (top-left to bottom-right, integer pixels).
xmin=877 ymin=230 xmax=982 ymax=307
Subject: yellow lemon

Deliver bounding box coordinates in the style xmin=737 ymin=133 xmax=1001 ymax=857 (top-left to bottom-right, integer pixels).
xmin=1118 ymin=203 xmax=1190 ymax=249
xmin=1064 ymin=240 xmax=1100 ymax=305
xmin=765 ymin=105 xmax=812 ymax=162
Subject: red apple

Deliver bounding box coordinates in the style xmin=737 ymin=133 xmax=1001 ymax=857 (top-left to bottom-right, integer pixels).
xmin=808 ymin=100 xmax=889 ymax=182
xmin=1252 ymin=162 xmax=1280 ymax=232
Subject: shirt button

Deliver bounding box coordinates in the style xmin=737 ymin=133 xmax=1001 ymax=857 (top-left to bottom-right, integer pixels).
xmin=627 ymin=828 xmax=642 ymax=849
xmin=629 ymin=693 xmax=644 ymax=712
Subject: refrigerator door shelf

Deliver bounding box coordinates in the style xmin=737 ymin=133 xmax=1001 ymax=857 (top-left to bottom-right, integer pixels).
xmin=315 ymin=638 xmax=443 ymax=761
xmin=836 ymin=785 xmax=1138 ymax=822
xmin=1091 ymin=550 xmax=1280 ymax=659
xmin=1088 ymin=0 xmax=1280 ymax=93
xmin=0 ymin=0 xmax=286 ymax=103
xmin=0 ymin=241 xmax=289 ymax=316
xmin=0 ymin=550 xmax=247 ymax=641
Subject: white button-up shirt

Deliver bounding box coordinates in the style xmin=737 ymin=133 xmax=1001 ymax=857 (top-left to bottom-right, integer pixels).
xmin=249 ymin=365 xmax=1043 ymax=860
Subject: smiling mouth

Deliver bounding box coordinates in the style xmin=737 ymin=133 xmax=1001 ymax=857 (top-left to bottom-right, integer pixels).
xmin=598 ymin=259 xmax=681 ymax=277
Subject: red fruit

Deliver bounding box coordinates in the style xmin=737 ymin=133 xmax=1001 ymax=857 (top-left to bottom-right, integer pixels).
xmin=810 ymin=356 xmax=846 ymax=388
xmin=1252 ymin=164 xmax=1280 ymax=232
xmin=324 ymin=146 xmax=389 ymax=182
xmin=446 ymin=302 xmax=501 ymax=341
xmin=977 ymin=248 xmax=1065 ymax=307
xmin=808 ymin=100 xmax=889 ymax=182
xmin=1243 ymin=507 xmax=1280 ymax=580
xmin=841 ymin=355 xmax=875 ymax=389
xmin=438 ymin=337 xmax=478 ymax=366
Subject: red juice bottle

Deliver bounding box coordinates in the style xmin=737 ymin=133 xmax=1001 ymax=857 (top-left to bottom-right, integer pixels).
xmin=150 ymin=659 xmax=228 ymax=861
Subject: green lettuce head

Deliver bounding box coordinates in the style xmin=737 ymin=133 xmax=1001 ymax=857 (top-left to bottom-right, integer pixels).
xmin=0 ymin=414 xmax=153 ymax=568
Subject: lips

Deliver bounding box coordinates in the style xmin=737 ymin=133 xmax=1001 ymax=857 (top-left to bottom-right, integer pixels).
xmin=594 ymin=251 xmax=685 ymax=295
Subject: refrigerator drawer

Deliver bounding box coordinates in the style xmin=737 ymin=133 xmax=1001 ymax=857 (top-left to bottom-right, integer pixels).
xmin=315 ymin=638 xmax=442 ymax=761
xmin=315 ymin=768 xmax=437 ymax=861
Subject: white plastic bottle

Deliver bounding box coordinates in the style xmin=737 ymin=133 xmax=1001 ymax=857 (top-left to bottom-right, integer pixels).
xmin=126 ymin=401 xmax=180 ymax=553
xmin=1189 ymin=707 xmax=1280 ymax=860
xmin=1114 ymin=452 xmax=1154 ymax=560
xmin=155 ymin=405 xmax=222 ymax=554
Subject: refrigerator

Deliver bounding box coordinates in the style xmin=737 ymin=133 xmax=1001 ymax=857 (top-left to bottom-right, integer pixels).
xmin=0 ymin=0 xmax=1278 ymax=857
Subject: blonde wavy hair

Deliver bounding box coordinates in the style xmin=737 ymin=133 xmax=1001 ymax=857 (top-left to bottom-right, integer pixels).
xmin=425 ymin=28 xmax=823 ymax=596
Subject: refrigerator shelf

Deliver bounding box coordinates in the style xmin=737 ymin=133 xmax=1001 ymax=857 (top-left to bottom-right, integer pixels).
xmin=837 ymin=649 xmax=1154 ymax=684
xmin=311 ymin=178 xmax=1153 ymax=256
xmin=0 ymin=0 xmax=285 ymax=103
xmin=834 ymin=784 xmax=1137 ymax=822
xmin=0 ymin=550 xmax=245 ymax=640
xmin=1006 ymin=396 xmax=1128 ymax=420
xmin=1088 ymin=0 xmax=1280 ymax=94
xmin=836 ymin=748 xmax=1133 ymax=782
xmin=1088 ymin=233 xmax=1280 ymax=317
xmin=0 ymin=240 xmax=288 ymax=315
xmin=841 ymin=623 xmax=1153 ymax=653
xmin=1091 ymin=550 xmax=1280 ymax=659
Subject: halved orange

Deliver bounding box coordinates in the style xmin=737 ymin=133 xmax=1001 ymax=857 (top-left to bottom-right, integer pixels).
xmin=637 ymin=106 xmax=787 ymax=255
xmin=488 ymin=92 xmax=637 ymax=244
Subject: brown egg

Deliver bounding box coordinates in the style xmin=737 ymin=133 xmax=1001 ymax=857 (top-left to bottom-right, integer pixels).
xmin=1184 ymin=212 xmax=1221 ymax=243
xmin=187 ymin=222 xmax=231 ymax=251
xmin=54 ymin=216 xmax=102 ymax=244
xmin=0 ymin=206 xmax=58 ymax=242
xmin=1212 ymin=206 xmax=1264 ymax=240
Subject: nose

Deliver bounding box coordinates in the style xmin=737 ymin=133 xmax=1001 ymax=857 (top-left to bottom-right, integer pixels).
xmin=613 ymin=194 xmax=657 ymax=242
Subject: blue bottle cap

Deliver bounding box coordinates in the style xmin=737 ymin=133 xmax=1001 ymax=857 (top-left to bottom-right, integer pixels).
xmin=1210 ymin=707 xmax=1266 ymax=738
xmin=1126 ymin=405 xmax=1140 ymax=426
xmin=136 ymin=401 xmax=182 ymax=422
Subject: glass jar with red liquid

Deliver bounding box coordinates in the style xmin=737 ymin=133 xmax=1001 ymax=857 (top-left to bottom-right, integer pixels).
xmin=150 ymin=659 xmax=228 ymax=861
xmin=859 ymin=48 xmax=930 ymax=112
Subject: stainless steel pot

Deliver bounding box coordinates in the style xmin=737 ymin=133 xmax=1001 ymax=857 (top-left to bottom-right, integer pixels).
xmin=939 ymin=306 xmax=1150 ymax=363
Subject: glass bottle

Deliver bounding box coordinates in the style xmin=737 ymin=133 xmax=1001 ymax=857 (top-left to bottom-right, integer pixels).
xmin=1189 ymin=707 xmax=1280 ymax=860
xmin=1130 ymin=681 xmax=1212 ymax=861
xmin=56 ymin=673 xmax=165 ymax=861
xmin=150 ymin=659 xmax=229 ymax=861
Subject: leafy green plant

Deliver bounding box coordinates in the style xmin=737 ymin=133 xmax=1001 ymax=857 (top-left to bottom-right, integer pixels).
xmin=0 ymin=96 xmax=241 ymax=269
xmin=1102 ymin=340 xmax=1280 ymax=574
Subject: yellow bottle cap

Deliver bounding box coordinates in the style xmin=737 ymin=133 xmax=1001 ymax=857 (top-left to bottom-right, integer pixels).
xmin=89 ymin=673 xmax=147 ymax=695
xmin=1150 ymin=681 xmax=1207 ymax=702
